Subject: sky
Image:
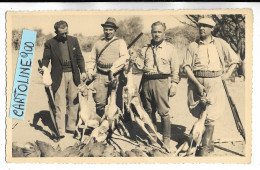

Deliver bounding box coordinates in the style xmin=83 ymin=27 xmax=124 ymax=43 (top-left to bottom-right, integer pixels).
xmin=11 ymin=13 xmax=188 ymax=36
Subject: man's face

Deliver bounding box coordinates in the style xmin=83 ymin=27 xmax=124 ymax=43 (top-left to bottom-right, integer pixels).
xmin=103 ymin=26 xmax=116 ymax=40
xmin=199 ymin=24 xmax=213 ymax=38
xmin=57 ymin=26 xmax=68 ymax=38
xmin=151 ymin=24 xmax=165 ymax=42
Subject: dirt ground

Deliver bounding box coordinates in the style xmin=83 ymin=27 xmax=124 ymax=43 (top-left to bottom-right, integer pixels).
xmin=10 ymin=48 xmax=246 ymax=157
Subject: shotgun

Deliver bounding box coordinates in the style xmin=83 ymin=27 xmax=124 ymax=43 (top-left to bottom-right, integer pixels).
xmin=38 ymin=60 xmax=61 ymax=141
xmin=222 ymin=80 xmax=245 ymax=141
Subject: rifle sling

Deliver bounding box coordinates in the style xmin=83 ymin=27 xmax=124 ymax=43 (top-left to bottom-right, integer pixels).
xmin=96 ymin=38 xmax=119 ymax=63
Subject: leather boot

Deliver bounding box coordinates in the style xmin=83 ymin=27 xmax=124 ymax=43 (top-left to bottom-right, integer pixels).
xmin=163 ymin=137 xmax=171 ymax=151
xmin=196 ymin=124 xmax=214 ymax=156
xmin=147 ymin=122 xmax=158 ymax=145
xmin=161 ymin=115 xmax=171 ymax=150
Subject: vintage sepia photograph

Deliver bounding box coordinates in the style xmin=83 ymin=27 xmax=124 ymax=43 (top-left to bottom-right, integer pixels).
xmin=6 ymin=9 xmax=252 ymax=163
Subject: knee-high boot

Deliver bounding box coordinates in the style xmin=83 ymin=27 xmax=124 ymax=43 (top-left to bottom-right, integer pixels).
xmin=161 ymin=114 xmax=171 ymax=149
xmin=196 ymin=124 xmax=214 ymax=156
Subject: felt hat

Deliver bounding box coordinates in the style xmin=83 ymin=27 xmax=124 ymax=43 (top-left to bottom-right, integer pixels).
xmin=101 ymin=17 xmax=119 ymax=29
xmin=198 ymin=18 xmax=216 ymax=27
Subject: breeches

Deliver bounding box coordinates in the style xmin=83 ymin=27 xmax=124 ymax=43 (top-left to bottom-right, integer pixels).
xmin=92 ymin=72 xmax=125 ymax=117
xmin=140 ymin=78 xmax=170 ymax=119
xmin=140 ymin=78 xmax=171 ymax=138
xmin=187 ymin=76 xmax=226 ymax=124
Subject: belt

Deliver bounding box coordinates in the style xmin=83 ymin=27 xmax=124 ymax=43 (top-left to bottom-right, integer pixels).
xmin=193 ymin=70 xmax=222 ymax=78
xmin=143 ymin=73 xmax=170 ymax=79
xmin=96 ymin=63 xmax=113 ymax=75
xmin=97 ymin=67 xmax=109 ymax=75
xmin=97 ymin=62 xmax=113 ymax=69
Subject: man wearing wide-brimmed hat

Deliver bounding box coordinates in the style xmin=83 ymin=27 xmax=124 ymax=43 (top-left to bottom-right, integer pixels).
xmin=86 ymin=17 xmax=129 ymax=118
xmin=183 ymin=17 xmax=240 ymax=156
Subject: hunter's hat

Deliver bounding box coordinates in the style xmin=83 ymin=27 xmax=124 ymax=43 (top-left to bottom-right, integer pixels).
xmin=198 ymin=18 xmax=216 ymax=27
xmin=101 ymin=17 xmax=119 ymax=29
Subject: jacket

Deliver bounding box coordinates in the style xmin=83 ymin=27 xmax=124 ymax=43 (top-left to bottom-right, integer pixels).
xmin=42 ymin=35 xmax=86 ymax=92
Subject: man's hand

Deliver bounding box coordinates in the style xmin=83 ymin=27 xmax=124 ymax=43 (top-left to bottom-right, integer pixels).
xmin=197 ymin=83 xmax=206 ymax=96
xmin=222 ymin=63 xmax=237 ymax=81
xmin=86 ymin=70 xmax=94 ymax=81
xmin=221 ymin=73 xmax=231 ymax=81
xmin=169 ymin=83 xmax=177 ymax=97
xmin=81 ymin=72 xmax=87 ymax=82
xmin=108 ymin=70 xmax=115 ymax=81
xmin=105 ymin=70 xmax=117 ymax=89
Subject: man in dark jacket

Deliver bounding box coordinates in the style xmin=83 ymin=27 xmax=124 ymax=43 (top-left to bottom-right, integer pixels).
xmin=42 ymin=20 xmax=86 ymax=138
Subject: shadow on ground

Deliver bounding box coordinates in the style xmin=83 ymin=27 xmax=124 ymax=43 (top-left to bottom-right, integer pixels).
xmin=30 ymin=110 xmax=57 ymax=141
xmin=157 ymin=122 xmax=187 ymax=143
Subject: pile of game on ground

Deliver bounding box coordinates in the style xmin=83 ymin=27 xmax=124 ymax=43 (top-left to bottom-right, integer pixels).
xmin=12 ymin=140 xmax=168 ymax=157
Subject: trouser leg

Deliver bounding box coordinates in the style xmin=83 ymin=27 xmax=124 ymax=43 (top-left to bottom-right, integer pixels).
xmin=153 ymin=79 xmax=171 ymax=133
xmin=93 ymin=74 xmax=108 ymax=118
xmin=153 ymin=78 xmax=171 ymax=149
xmin=66 ymin=72 xmax=79 ymax=132
xmin=54 ymin=73 xmax=66 ymax=136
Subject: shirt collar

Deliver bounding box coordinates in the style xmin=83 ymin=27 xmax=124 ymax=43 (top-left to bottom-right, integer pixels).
xmin=151 ymin=40 xmax=166 ymax=48
xmin=199 ymin=36 xmax=215 ymax=45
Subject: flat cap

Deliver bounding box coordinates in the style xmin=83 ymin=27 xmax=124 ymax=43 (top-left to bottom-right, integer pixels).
xmin=198 ymin=18 xmax=216 ymax=27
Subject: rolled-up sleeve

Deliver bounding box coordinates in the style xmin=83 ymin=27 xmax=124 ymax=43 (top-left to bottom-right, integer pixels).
xmin=110 ymin=39 xmax=130 ymax=73
xmin=170 ymin=46 xmax=179 ymax=84
xmin=183 ymin=43 xmax=194 ymax=70
xmin=221 ymin=40 xmax=240 ymax=67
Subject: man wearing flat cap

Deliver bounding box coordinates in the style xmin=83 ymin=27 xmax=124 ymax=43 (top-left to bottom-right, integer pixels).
xmin=183 ymin=17 xmax=240 ymax=156
xmin=86 ymin=17 xmax=129 ymax=118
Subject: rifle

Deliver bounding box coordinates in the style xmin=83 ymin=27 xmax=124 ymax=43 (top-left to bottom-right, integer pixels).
xmin=222 ymin=80 xmax=246 ymax=141
xmin=121 ymin=33 xmax=144 ymax=141
xmin=38 ymin=60 xmax=61 ymax=141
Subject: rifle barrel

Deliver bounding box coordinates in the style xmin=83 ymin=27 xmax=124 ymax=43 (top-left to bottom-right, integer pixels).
xmin=127 ymin=32 xmax=143 ymax=49
xmin=222 ymin=80 xmax=246 ymax=141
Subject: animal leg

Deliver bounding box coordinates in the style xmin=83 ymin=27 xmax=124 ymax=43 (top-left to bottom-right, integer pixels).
xmin=81 ymin=120 xmax=89 ymax=142
xmin=74 ymin=119 xmax=82 ymax=140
